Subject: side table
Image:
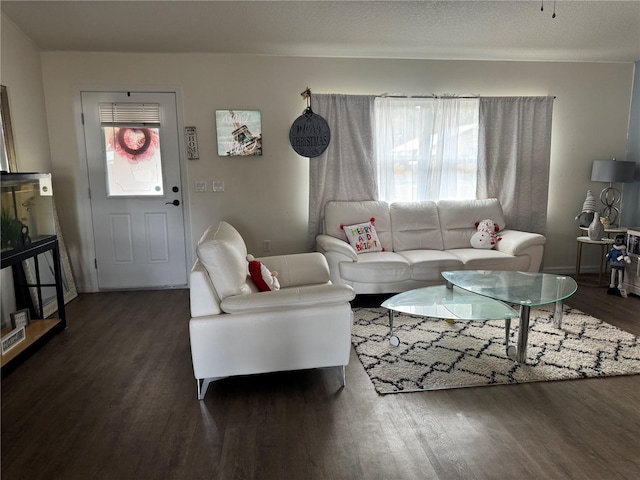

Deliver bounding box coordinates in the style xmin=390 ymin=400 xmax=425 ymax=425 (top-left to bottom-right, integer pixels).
xmin=575 ymin=236 xmax=614 ymax=285
xmin=578 ymin=226 xmax=627 ymax=238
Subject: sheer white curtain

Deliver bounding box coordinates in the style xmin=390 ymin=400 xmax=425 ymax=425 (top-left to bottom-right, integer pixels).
xmin=477 ymin=97 xmax=554 ymax=234
xmin=375 ymin=97 xmax=479 ymax=202
xmin=307 ymin=94 xmax=377 ymax=250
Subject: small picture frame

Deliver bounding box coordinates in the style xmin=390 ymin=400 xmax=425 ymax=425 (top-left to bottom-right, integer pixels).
xmin=2 ymin=326 xmax=26 ymax=354
xmin=10 ymin=308 xmax=30 ymax=329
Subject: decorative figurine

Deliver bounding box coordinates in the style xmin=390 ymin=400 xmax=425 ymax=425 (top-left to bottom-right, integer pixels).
xmin=606 ymin=234 xmax=631 ymax=297
xmin=470 ymin=218 xmax=502 ymax=249
xmin=575 ymin=190 xmax=597 ymax=227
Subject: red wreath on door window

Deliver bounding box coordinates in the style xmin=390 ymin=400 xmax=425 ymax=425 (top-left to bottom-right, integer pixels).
xmin=114 ymin=128 xmax=159 ymax=163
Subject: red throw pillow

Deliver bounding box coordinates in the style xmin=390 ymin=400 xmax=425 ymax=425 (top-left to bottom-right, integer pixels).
xmin=248 ymin=258 xmax=271 ymax=292
xmin=246 ymin=254 xmax=280 ymax=292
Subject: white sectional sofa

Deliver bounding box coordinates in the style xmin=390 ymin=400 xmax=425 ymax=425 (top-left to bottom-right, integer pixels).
xmin=189 ymin=221 xmax=355 ymax=400
xmin=316 ymin=198 xmax=546 ymax=294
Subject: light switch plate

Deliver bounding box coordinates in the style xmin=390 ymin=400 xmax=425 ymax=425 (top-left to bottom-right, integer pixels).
xmin=212 ymin=181 xmax=225 ymax=192
xmin=195 ymin=181 xmax=207 ymax=192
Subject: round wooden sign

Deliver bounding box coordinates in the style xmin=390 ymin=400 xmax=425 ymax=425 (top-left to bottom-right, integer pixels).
xmin=289 ymin=109 xmax=330 ymax=158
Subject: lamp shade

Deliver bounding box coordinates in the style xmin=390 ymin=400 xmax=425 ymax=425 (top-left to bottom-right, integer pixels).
xmin=591 ymin=159 xmax=635 ymax=183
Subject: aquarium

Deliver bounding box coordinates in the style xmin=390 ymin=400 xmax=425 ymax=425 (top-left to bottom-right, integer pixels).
xmin=1 ymin=172 xmax=55 ymax=253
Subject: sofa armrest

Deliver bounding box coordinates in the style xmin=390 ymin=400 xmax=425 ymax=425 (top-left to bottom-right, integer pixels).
xmin=259 ymin=252 xmax=330 ymax=288
xmin=316 ymin=234 xmax=358 ymax=261
xmin=495 ymin=229 xmax=546 ymax=256
xmin=190 ymin=260 xmax=222 ymax=317
xmin=220 ymin=283 xmax=356 ymax=314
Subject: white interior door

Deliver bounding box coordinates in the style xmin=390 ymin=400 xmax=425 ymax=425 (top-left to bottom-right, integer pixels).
xmin=81 ymin=91 xmax=187 ymax=289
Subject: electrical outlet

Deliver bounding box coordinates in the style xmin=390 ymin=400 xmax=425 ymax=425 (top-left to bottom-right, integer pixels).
xmin=263 ymin=240 xmax=271 ymax=252
xmin=212 ymin=180 xmax=225 ymax=192
xmin=194 ymin=180 xmax=207 ymax=192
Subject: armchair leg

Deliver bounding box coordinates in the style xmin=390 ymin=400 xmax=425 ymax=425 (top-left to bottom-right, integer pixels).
xmin=197 ymin=377 xmax=223 ymax=400
xmin=336 ymin=365 xmax=346 ymax=387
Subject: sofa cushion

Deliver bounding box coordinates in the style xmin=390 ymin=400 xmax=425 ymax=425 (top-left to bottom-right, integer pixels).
xmin=196 ymin=222 xmax=252 ymax=300
xmin=324 ymin=200 xmax=393 ymax=252
xmin=342 ymin=220 xmax=383 ymax=253
xmin=390 ymin=201 xmax=444 ymax=251
xmin=447 ymin=248 xmax=529 ymax=270
xmin=338 ymin=251 xmax=410 ymax=284
xmin=397 ymin=250 xmax=464 ymax=281
xmin=438 ymin=198 xmax=506 ymax=250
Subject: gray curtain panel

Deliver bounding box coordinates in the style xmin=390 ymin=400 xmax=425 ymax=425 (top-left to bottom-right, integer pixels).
xmin=307 ymin=94 xmax=377 ymax=250
xmin=477 ymin=96 xmax=554 ymax=234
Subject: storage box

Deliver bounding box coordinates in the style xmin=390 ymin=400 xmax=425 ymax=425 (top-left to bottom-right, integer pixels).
xmin=622 ymin=228 xmax=640 ymax=297
xmin=627 ymin=228 xmax=640 ymax=255
xmin=0 ymin=173 xmax=55 ymax=253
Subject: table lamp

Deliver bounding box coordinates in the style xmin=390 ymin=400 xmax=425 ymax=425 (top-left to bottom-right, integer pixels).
xmin=590 ymin=158 xmax=635 ymax=226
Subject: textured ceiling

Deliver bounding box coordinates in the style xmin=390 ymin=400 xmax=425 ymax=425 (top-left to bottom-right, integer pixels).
xmin=2 ymin=1 xmax=639 ymax=62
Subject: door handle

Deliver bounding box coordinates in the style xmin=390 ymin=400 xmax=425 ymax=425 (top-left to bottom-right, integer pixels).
xmin=165 ymin=199 xmax=180 ymax=206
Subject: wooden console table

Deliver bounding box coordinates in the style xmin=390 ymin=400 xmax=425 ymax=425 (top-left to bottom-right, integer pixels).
xmin=1 ymin=235 xmax=67 ymax=374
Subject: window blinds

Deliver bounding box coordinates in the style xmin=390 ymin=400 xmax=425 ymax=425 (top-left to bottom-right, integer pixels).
xmin=99 ymin=103 xmax=161 ymax=125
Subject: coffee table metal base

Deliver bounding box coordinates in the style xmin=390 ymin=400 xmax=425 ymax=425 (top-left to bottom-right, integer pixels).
xmin=510 ymin=301 xmax=564 ymax=363
xmin=387 ymin=309 xmax=515 ymax=356
xmin=382 ymin=285 xmax=519 ymax=359
xmin=444 ymin=277 xmax=568 ymax=364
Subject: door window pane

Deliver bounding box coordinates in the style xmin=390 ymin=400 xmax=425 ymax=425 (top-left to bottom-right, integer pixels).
xmin=103 ymin=126 xmax=164 ymax=197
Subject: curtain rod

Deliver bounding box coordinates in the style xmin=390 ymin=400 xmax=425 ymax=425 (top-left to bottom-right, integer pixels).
xmin=379 ymin=94 xmax=556 ymax=99
xmin=380 ymin=93 xmax=479 ymax=99
xmin=308 ymin=92 xmax=556 ymax=100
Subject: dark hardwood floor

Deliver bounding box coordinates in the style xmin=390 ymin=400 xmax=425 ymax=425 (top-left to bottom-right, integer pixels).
xmin=2 ymin=275 xmax=640 ymax=480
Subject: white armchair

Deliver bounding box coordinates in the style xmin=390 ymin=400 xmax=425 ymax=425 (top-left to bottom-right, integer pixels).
xmin=189 ymin=222 xmax=356 ymax=400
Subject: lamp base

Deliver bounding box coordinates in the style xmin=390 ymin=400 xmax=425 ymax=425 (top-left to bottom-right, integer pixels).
xmin=599 ymin=185 xmax=621 ymax=226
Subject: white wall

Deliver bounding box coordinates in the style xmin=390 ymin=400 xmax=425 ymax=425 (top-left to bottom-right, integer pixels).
xmin=2 ymin=44 xmax=629 ymax=291
xmin=1 ymin=15 xmax=52 ymax=325
xmin=621 ymin=62 xmax=639 ymax=228
xmin=0 ymin=14 xmax=51 ymax=173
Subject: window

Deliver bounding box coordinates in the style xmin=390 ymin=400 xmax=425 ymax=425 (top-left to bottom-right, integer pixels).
xmin=99 ymin=103 xmax=164 ymax=197
xmin=374 ymin=97 xmax=479 ymax=203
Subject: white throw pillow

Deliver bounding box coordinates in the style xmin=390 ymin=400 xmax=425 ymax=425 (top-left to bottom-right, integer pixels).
xmin=342 ymin=220 xmax=383 ymax=253
xmin=196 ymin=222 xmax=251 ymax=300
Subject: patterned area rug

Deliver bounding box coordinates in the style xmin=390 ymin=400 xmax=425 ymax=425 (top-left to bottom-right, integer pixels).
xmin=352 ymin=306 xmax=640 ymax=394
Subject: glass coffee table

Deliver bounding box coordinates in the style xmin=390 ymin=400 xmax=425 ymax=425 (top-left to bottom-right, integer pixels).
xmin=441 ymin=271 xmax=577 ymax=363
xmin=381 ymin=285 xmax=520 ymax=355
xmin=382 ymin=270 xmax=578 ymax=364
